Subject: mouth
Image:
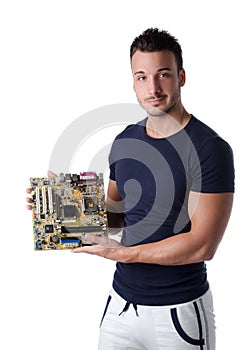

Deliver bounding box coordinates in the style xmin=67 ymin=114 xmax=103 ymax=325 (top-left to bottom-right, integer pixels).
xmin=147 ymin=96 xmax=166 ymax=106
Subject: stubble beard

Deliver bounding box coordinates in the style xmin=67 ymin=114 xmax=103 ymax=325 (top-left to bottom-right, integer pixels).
xmin=138 ymin=91 xmax=181 ymax=118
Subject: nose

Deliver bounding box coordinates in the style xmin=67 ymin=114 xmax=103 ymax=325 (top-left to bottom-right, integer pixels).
xmin=148 ymin=76 xmax=162 ymax=96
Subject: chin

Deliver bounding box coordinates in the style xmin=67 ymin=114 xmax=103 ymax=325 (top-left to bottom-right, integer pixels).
xmin=146 ymin=106 xmax=170 ymax=118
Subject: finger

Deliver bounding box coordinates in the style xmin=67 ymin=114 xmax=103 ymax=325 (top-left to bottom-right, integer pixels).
xmin=85 ymin=233 xmax=106 ymax=244
xmin=47 ymin=170 xmax=57 ymax=177
xmin=26 ymin=196 xmax=32 ymax=203
xmin=72 ymin=246 xmax=89 ymax=253
xmin=26 ymin=204 xmax=33 ymax=210
xmin=26 ymin=188 xmax=31 ymax=194
xmin=85 ymin=233 xmax=120 ymax=248
xmin=72 ymin=245 xmax=102 ymax=254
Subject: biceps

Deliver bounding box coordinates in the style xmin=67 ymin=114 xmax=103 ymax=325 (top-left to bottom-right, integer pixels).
xmin=188 ymin=192 xmax=234 ymax=257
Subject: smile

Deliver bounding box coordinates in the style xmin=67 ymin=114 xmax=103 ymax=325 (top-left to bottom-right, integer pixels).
xmin=148 ymin=97 xmax=165 ymax=105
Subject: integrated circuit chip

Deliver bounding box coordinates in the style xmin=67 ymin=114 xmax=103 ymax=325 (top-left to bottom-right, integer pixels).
xmin=63 ymin=205 xmax=79 ymax=218
xmin=30 ymin=172 xmax=108 ymax=250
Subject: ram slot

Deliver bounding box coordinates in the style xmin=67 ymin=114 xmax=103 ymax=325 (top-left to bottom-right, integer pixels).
xmin=35 ymin=187 xmax=40 ymax=214
xmin=48 ymin=186 xmax=54 ymax=213
xmin=42 ymin=186 xmax=47 ymax=214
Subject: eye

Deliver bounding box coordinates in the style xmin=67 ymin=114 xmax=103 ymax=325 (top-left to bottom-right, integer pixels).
xmin=159 ymin=72 xmax=171 ymax=79
xmin=137 ymin=76 xmax=146 ymax=81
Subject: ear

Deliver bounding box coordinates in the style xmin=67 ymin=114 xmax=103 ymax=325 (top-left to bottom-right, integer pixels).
xmin=179 ymin=68 xmax=186 ymax=87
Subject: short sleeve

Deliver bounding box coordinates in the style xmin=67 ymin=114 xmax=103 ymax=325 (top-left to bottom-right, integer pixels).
xmin=108 ymin=124 xmax=135 ymax=182
xmin=108 ymin=143 xmax=116 ymax=181
xmin=191 ymin=137 xmax=235 ymax=193
xmin=109 ymin=162 xmax=116 ymax=181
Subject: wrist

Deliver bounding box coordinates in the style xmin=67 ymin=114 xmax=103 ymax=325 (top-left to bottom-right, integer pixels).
xmin=124 ymin=245 xmax=141 ymax=263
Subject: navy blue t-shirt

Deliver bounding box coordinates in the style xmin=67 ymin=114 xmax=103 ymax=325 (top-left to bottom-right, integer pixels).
xmin=109 ymin=115 xmax=235 ymax=306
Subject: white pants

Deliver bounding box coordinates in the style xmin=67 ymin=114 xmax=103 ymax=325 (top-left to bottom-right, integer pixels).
xmin=98 ymin=288 xmax=215 ymax=350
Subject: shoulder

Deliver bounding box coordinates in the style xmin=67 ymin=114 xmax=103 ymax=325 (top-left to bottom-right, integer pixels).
xmin=109 ymin=118 xmax=146 ymax=164
xmin=187 ymin=116 xmax=218 ymax=147
xmin=114 ymin=118 xmax=146 ymax=140
xmin=187 ymin=116 xmax=233 ymax=155
xmin=188 ymin=117 xmax=235 ymax=193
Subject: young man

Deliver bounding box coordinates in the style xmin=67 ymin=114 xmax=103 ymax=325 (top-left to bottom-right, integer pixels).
xmin=73 ymin=28 xmax=235 ymax=349
xmin=28 ymin=28 xmax=235 ymax=349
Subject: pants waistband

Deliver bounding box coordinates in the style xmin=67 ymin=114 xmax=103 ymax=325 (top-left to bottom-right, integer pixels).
xmin=110 ymin=287 xmax=212 ymax=310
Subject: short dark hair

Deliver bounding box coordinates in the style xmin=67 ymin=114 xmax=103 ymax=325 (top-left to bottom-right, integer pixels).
xmin=130 ymin=28 xmax=183 ymax=72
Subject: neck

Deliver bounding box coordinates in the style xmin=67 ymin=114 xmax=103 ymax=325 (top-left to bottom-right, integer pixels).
xmin=146 ymin=106 xmax=191 ymax=139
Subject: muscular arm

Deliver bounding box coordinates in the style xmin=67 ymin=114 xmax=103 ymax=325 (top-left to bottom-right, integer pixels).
xmin=73 ymin=185 xmax=233 ymax=265
xmin=130 ymin=192 xmax=234 ymax=265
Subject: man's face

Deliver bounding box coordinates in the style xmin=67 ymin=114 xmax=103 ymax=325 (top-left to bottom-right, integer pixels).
xmin=131 ymin=50 xmax=185 ymax=117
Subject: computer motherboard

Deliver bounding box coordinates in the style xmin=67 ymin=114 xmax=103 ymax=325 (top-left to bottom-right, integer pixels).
xmin=30 ymin=172 xmax=108 ymax=250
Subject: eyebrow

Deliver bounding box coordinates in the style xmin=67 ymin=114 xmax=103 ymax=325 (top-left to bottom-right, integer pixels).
xmin=133 ymin=67 xmax=172 ymax=76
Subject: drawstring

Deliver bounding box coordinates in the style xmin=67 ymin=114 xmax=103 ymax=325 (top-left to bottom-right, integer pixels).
xmin=119 ymin=301 xmax=139 ymax=317
xmin=119 ymin=301 xmax=130 ymax=315
xmin=133 ymin=303 xmax=139 ymax=317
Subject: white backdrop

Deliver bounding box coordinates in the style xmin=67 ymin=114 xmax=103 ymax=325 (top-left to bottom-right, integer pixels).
xmin=1 ymin=1 xmax=249 ymax=349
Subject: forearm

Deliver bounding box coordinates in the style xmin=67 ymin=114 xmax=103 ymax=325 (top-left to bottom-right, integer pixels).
xmin=73 ymin=231 xmax=208 ymax=264
xmin=74 ymin=193 xmax=232 ymax=264
xmin=127 ymin=231 xmax=212 ymax=266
